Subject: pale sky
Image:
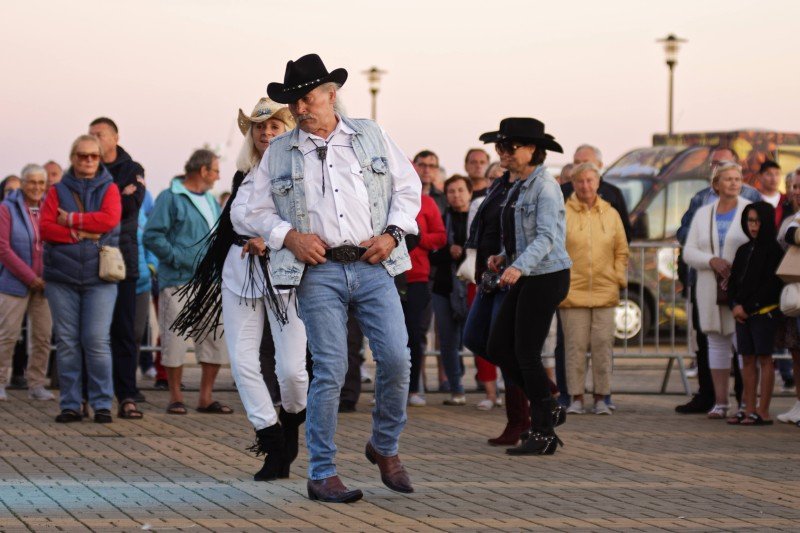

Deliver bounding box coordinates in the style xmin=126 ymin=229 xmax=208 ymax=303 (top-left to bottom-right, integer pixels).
xmin=1 ymin=0 xmax=798 ymax=196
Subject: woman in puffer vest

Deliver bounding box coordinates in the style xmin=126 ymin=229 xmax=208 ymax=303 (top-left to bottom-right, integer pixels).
xmin=41 ymin=135 xmax=121 ymax=424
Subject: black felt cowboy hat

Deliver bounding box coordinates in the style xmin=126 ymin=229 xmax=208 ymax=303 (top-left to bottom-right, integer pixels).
xmin=479 ymin=117 xmax=563 ymax=153
xmin=267 ymin=54 xmax=348 ymax=104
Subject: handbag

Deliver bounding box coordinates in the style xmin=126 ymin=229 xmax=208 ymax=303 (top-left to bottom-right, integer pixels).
xmin=709 ymin=207 xmax=728 ymax=306
xmin=455 ymin=248 xmax=477 ymax=283
xmin=780 ymin=283 xmax=800 ymax=317
xmin=70 ymin=191 xmax=126 ymax=282
xmin=776 ymin=245 xmax=800 ymax=283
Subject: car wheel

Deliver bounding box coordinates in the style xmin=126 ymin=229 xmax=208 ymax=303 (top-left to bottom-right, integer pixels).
xmin=615 ymin=288 xmax=652 ymax=343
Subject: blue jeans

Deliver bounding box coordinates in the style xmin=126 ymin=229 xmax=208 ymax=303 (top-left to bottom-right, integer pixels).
xmin=297 ymin=261 xmax=410 ymax=480
xmin=432 ymin=293 xmax=465 ymax=394
xmin=463 ymin=289 xmax=507 ymax=356
xmin=45 ymin=281 xmax=117 ymax=412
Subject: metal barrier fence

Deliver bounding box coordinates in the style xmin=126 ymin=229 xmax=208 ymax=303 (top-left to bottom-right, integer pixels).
xmin=615 ymin=241 xmax=693 ymax=395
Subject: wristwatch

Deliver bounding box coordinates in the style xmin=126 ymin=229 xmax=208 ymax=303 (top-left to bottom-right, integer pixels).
xmin=383 ymin=225 xmax=405 ymax=247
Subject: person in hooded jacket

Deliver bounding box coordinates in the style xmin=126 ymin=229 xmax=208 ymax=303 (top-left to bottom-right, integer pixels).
xmin=41 ymin=135 xmax=122 ymax=424
xmin=726 ymin=202 xmax=784 ymax=426
xmin=89 ymin=117 xmax=146 ymax=418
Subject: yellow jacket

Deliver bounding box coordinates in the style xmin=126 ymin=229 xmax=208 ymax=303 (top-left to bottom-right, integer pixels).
xmin=560 ymin=194 xmax=629 ymax=308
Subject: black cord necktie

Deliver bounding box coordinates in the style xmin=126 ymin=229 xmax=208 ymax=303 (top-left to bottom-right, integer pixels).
xmin=309 ymin=138 xmax=330 ymax=196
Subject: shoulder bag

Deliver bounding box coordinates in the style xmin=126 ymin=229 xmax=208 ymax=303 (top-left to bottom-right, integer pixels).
xmin=71 ymin=191 xmax=126 ymax=282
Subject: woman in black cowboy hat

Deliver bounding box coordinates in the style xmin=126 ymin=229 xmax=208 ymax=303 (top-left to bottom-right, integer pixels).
xmin=483 ymin=118 xmax=573 ymax=455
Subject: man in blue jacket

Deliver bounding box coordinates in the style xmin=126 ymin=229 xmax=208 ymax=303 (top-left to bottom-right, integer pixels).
xmin=144 ymin=149 xmax=231 ymax=416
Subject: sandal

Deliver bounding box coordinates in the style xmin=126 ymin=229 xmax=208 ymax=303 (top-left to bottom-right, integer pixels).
xmin=196 ymin=401 xmax=233 ymax=414
xmin=55 ymin=409 xmax=82 ymax=423
xmin=741 ymin=413 xmax=773 ymax=426
xmin=707 ymin=404 xmax=729 ymax=419
xmin=166 ymin=401 xmax=188 ymax=415
xmin=94 ymin=409 xmax=113 ymax=424
xmin=118 ymin=400 xmax=144 ymax=420
xmin=726 ymin=410 xmax=746 ymax=425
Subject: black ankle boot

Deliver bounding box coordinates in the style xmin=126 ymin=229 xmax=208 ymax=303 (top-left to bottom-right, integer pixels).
xmin=278 ymin=408 xmax=306 ymax=478
xmin=506 ymin=431 xmax=564 ymax=455
xmin=248 ymin=424 xmax=286 ymax=481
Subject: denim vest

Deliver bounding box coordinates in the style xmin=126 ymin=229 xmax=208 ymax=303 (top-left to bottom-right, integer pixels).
xmin=0 ymin=191 xmax=36 ymax=296
xmin=43 ymin=170 xmax=121 ymax=286
xmin=505 ymin=165 xmax=572 ymax=276
xmin=266 ymin=116 xmax=411 ymax=286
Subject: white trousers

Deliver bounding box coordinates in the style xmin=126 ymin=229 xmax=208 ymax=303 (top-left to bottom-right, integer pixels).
xmin=707 ymin=332 xmax=736 ymax=370
xmin=221 ymin=288 xmax=308 ymax=429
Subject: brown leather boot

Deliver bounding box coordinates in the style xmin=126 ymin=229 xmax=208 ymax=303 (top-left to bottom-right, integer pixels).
xmin=307 ymin=476 xmax=363 ymax=503
xmin=488 ymin=384 xmax=530 ymax=446
xmin=365 ymin=442 xmax=414 ymax=493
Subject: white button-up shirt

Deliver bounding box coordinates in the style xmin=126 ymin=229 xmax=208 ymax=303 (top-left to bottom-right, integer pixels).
xmin=246 ymin=118 xmax=420 ymax=250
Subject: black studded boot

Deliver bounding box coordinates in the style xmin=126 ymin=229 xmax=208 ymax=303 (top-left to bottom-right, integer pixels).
xmin=507 ymin=398 xmax=563 ymax=456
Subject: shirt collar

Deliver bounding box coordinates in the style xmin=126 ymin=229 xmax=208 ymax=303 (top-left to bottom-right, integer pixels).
xmin=298 ymin=114 xmax=354 ymax=146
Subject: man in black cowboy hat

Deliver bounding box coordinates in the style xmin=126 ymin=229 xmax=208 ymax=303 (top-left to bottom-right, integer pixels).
xmin=246 ymin=53 xmax=421 ymax=503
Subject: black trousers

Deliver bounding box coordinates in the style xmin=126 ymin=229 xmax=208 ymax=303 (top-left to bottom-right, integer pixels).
xmin=111 ymin=279 xmax=140 ymax=401
xmin=487 ymin=270 xmax=570 ymax=429
xmin=340 ymin=310 xmax=364 ymax=404
xmin=403 ymin=282 xmax=431 ymax=394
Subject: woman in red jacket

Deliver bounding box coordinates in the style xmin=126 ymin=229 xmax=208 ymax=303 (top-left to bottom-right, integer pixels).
xmin=41 ymin=135 xmax=122 ymax=424
xmin=404 ymin=194 xmax=446 ymax=407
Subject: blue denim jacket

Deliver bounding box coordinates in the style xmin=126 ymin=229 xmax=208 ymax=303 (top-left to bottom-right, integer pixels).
xmin=502 ymin=165 xmax=572 ymax=276
xmin=266 ymin=116 xmax=411 ymax=286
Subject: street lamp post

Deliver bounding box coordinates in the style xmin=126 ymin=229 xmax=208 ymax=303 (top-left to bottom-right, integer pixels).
xmin=362 ymin=66 xmax=386 ymax=121
xmin=657 ymin=34 xmax=687 ymax=137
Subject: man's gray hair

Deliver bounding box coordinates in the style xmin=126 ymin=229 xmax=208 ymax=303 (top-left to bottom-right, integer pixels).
xmin=184 ymin=149 xmax=217 ymax=175
xmin=571 ymin=162 xmax=602 ymax=183
xmin=575 ymin=144 xmax=603 ymax=164
xmin=20 ymin=164 xmax=46 ymax=181
xmin=318 ymin=82 xmax=347 ymax=117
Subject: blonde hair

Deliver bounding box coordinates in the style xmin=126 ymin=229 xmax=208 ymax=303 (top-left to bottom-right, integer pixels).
xmin=69 ymin=134 xmax=103 ymax=159
xmin=711 ymin=161 xmax=742 ymax=191
xmin=571 ymin=162 xmax=602 ymax=183
xmin=235 ymin=109 xmax=295 ymax=173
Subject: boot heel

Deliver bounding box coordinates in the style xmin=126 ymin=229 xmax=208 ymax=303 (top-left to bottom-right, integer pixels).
xmin=307 ymin=487 xmax=318 ymax=500
xmin=278 ymin=463 xmax=291 ymax=479
xmin=365 ymin=447 xmax=377 ymax=465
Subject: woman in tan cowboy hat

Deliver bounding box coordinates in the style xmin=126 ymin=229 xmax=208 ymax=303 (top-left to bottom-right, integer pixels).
xmin=173 ymin=97 xmax=310 ymax=481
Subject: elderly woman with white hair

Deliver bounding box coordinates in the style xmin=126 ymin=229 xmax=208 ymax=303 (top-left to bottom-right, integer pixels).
xmin=560 ymin=162 xmax=628 ymax=416
xmin=0 ymin=165 xmax=53 ymax=402
xmin=172 ymin=98 xmax=309 ymax=481
xmin=684 ymin=161 xmax=751 ymax=420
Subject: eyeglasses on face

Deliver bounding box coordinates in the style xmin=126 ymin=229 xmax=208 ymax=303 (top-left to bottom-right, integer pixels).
xmin=415 ymin=162 xmax=438 ymax=170
xmin=75 ymin=152 xmax=100 ymax=161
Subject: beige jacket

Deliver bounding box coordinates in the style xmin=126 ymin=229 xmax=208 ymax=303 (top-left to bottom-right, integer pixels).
xmin=560 ymin=195 xmax=629 ymax=309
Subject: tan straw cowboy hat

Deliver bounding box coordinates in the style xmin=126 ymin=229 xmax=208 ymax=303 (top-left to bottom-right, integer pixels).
xmin=237 ymin=97 xmax=295 ymax=135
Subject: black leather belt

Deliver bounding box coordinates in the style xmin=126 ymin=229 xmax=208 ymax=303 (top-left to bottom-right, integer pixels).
xmin=325 ymin=245 xmax=368 ymax=263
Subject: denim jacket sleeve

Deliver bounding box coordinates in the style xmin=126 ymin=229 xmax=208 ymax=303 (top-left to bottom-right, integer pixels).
xmin=510 ymin=179 xmax=563 ymax=276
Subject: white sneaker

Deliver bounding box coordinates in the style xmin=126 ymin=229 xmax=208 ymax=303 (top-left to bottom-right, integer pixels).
xmin=593 ymin=401 xmax=612 ymax=415
xmin=0 ymin=387 xmax=6 ymax=401
xmin=777 ymin=400 xmax=800 ymax=423
xmin=443 ymin=394 xmax=466 ymax=406
xmin=476 ymin=398 xmax=494 ymax=411
xmin=408 ymin=393 xmax=426 ymax=407
xmin=685 ymin=366 xmax=698 ymax=378
xmin=368 ymin=396 xmax=376 ymax=406
xmin=494 ymin=396 xmax=504 ymax=407
xmin=28 ymin=386 xmax=55 ymax=401
xmin=566 ymin=399 xmax=584 ymax=414
xmin=360 ymin=363 xmax=373 ymax=384
xmin=144 ymin=367 xmax=157 ymax=379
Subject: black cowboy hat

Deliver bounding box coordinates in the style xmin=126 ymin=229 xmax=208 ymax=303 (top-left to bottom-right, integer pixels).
xmin=267 ymin=53 xmax=348 ymax=104
xmin=479 ymin=117 xmax=563 ymax=153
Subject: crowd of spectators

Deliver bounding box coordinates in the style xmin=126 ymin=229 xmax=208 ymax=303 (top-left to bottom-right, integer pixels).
xmin=1 ymin=115 xmax=798 ymax=435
